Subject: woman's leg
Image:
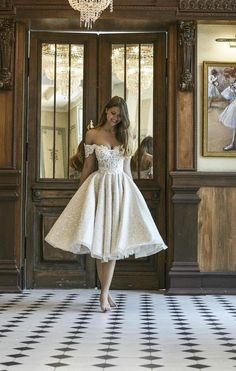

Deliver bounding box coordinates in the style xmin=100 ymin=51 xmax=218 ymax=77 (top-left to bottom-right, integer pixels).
xmin=96 ymin=259 xmax=102 ymax=285
xmin=224 ymin=128 xmax=236 ymax=150
xmin=96 ymin=259 xmax=117 ymax=308
xmin=96 ymin=259 xmax=116 ymax=312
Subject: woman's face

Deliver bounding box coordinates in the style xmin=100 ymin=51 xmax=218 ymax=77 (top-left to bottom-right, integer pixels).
xmin=106 ymin=106 xmax=121 ymax=127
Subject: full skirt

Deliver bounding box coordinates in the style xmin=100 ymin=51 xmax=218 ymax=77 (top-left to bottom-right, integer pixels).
xmin=45 ymin=171 xmax=167 ymax=261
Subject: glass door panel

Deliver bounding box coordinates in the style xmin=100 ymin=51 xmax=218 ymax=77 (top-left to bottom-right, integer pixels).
xmin=111 ymin=43 xmax=154 ymax=179
xmin=40 ymin=43 xmax=84 ymax=179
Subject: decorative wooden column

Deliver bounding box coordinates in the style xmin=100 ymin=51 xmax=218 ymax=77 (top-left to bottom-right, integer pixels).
xmin=168 ymin=173 xmax=201 ymax=294
xmin=0 ymin=16 xmax=26 ymax=292
xmin=176 ymin=20 xmax=196 ymax=170
xmin=167 ymin=20 xmax=201 ymax=294
xmin=0 ymin=18 xmax=14 ymax=89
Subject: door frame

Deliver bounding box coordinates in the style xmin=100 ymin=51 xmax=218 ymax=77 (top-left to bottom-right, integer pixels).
xmin=25 ymin=30 xmax=168 ymax=289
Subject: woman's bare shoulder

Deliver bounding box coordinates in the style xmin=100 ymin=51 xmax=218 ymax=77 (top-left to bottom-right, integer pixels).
xmin=85 ymin=128 xmax=99 ymax=144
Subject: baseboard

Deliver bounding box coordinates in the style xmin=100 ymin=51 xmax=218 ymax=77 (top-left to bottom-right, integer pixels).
xmin=0 ymin=260 xmax=22 ymax=293
xmin=167 ymin=266 xmax=236 ymax=295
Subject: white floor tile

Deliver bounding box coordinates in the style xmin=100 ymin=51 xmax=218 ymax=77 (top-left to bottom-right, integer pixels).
xmin=0 ymin=290 xmax=236 ymax=370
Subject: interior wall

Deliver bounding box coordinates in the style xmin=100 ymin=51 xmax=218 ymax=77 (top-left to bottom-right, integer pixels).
xmin=197 ymin=24 xmax=236 ymax=171
xmin=198 ymin=186 xmax=236 ymax=272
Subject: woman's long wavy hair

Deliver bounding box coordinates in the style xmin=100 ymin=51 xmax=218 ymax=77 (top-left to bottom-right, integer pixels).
xmin=131 ymin=136 xmax=153 ymax=171
xmin=69 ymin=140 xmax=85 ymax=171
xmin=95 ymin=96 xmax=131 ymax=155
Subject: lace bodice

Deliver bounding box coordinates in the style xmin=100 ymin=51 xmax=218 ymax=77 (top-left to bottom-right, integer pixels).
xmin=84 ymin=144 xmax=124 ymax=174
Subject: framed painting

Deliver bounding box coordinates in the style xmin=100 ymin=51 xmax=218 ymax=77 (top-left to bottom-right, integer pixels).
xmin=203 ymin=61 xmax=236 ymax=157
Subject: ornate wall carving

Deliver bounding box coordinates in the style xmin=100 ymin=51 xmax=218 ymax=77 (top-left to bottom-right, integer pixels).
xmin=179 ymin=0 xmax=236 ymax=12
xmin=178 ymin=20 xmax=196 ymax=91
xmin=0 ymin=18 xmax=15 ymax=89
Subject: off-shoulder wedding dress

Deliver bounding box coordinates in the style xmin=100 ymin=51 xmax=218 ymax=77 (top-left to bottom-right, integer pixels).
xmin=45 ymin=144 xmax=167 ymax=261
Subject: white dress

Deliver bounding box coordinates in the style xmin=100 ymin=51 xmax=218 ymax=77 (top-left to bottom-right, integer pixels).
xmin=45 ymin=144 xmax=167 ymax=262
xmin=219 ymin=98 xmax=236 ymax=129
xmin=221 ymin=85 xmax=236 ymax=101
xmin=208 ymin=75 xmax=220 ymax=98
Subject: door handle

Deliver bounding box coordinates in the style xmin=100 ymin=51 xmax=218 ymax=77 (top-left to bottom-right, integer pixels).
xmin=32 ymin=190 xmax=41 ymax=201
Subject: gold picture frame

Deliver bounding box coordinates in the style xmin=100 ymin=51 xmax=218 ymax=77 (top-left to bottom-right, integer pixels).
xmin=203 ymin=61 xmax=236 ymax=157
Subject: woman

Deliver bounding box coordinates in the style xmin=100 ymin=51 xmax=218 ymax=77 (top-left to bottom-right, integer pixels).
xmin=45 ymin=96 xmax=167 ymax=312
xmin=131 ymin=136 xmax=153 ymax=179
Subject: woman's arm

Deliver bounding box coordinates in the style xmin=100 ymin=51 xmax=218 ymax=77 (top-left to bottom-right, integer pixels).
xmin=78 ymin=130 xmax=96 ymax=188
xmin=123 ymin=157 xmax=133 ymax=179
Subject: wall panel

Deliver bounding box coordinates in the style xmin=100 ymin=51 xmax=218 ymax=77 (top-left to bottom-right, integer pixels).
xmin=198 ymin=187 xmax=236 ymax=272
xmin=0 ymin=22 xmax=27 ymax=292
xmin=177 ymin=91 xmax=194 ymax=169
xmin=0 ymin=92 xmax=14 ymax=168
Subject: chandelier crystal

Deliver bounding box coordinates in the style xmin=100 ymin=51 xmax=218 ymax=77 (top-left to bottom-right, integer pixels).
xmin=112 ymin=45 xmax=153 ymax=93
xmin=68 ymin=0 xmax=113 ymax=29
xmin=42 ymin=44 xmax=84 ymax=98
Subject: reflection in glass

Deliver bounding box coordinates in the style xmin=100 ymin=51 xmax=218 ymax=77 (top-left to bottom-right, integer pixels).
xmin=69 ymin=140 xmax=84 ymax=179
xmin=40 ymin=43 xmax=84 ymax=179
xmin=126 ymin=45 xmax=139 ymax=156
xmin=140 ymin=44 xmax=153 ymax=179
xmin=112 ymin=44 xmax=125 ymax=98
xmin=111 ymin=43 xmax=154 ymax=179
xmin=131 ymin=136 xmax=153 ymax=179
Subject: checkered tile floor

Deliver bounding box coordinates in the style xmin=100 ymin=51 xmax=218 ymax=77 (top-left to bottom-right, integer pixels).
xmin=0 ymin=290 xmax=236 ymax=370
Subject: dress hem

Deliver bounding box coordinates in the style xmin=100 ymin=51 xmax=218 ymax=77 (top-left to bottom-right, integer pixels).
xmin=45 ymin=238 xmax=167 ymax=262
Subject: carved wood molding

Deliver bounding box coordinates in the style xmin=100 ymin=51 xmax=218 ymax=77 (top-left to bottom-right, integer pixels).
xmin=179 ymin=0 xmax=236 ymax=12
xmin=0 ymin=170 xmax=20 ymax=188
xmin=0 ymin=1 xmax=13 ymax=10
xmin=178 ymin=20 xmax=196 ymax=91
xmin=0 ymin=18 xmax=15 ymax=90
xmin=171 ymin=171 xmax=236 ymax=187
xmin=0 ymin=190 xmax=19 ymax=200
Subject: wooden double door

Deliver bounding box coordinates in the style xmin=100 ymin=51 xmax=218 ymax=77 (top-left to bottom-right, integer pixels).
xmin=26 ymin=31 xmax=167 ymax=289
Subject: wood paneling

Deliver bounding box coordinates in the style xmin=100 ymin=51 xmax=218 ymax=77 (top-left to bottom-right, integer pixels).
xmin=9 ymin=1 xmax=178 ymax=32
xmin=32 ymin=206 xmax=91 ymax=288
xmin=177 ymin=91 xmax=194 ymax=169
xmin=176 ymin=21 xmax=196 ymax=170
xmin=0 ymin=21 xmax=27 ymax=292
xmin=166 ymin=24 xmax=177 ymax=281
xmin=198 ymin=187 xmax=236 ymax=272
xmin=168 ymin=182 xmax=201 ymax=294
xmin=171 ymin=171 xmax=236 ymax=188
xmin=0 ymin=198 xmax=17 ymax=260
xmin=169 ymin=172 xmax=236 ymax=294
xmin=0 ymin=91 xmax=14 ymax=167
xmin=0 ymin=169 xmax=21 ymax=292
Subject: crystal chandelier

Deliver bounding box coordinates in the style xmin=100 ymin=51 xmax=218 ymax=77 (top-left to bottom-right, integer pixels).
xmin=42 ymin=44 xmax=84 ymax=98
xmin=112 ymin=45 xmax=153 ymax=93
xmin=68 ymin=0 xmax=113 ymax=29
